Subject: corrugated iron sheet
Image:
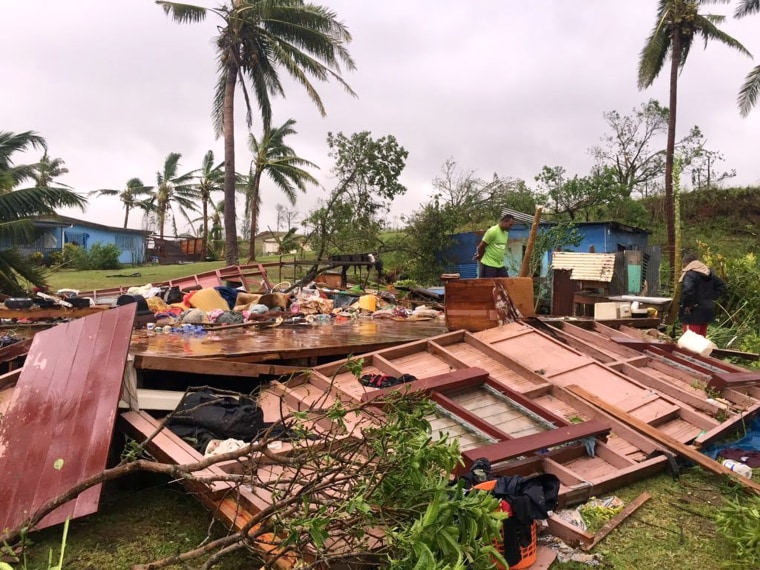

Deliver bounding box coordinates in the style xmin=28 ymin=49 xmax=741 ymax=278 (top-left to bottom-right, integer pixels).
xmin=552 ymin=252 xmax=616 ymax=282
xmin=0 ymin=304 xmax=136 ymax=532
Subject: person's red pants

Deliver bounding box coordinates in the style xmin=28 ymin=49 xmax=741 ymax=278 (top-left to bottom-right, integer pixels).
xmin=682 ymin=323 xmax=708 ymax=337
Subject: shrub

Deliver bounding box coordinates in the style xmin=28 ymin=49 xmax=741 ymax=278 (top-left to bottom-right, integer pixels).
xmin=87 ymin=243 xmax=122 ymax=270
xmin=27 ymin=251 xmax=44 ymax=266
xmin=67 ymin=242 xmax=122 ymax=270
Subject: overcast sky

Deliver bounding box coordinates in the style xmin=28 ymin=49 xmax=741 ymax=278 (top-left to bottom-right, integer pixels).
xmin=2 ymin=1 xmax=758 ymax=234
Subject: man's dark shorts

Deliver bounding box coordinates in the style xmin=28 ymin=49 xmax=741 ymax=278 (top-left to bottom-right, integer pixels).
xmin=480 ymin=265 xmax=509 ymax=278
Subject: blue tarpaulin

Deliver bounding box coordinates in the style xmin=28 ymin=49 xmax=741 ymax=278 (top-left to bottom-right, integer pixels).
xmin=702 ymin=417 xmax=760 ymax=464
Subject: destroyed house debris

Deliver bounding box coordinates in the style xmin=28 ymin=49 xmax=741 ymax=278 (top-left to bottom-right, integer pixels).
xmin=2 ymin=267 xmax=760 ymax=566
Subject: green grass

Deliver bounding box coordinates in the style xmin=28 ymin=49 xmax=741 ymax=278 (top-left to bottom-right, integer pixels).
xmin=45 ymin=262 xmax=228 ymax=292
xmin=43 ymin=258 xmax=310 ymax=293
xmin=15 ymin=474 xmax=257 ymax=569
xmin=14 ymin=467 xmax=748 ymax=570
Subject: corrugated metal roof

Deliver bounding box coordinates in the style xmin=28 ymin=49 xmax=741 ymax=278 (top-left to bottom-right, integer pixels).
xmin=551 ymin=251 xmax=616 ymax=282
xmin=501 ymin=208 xmax=538 ymax=225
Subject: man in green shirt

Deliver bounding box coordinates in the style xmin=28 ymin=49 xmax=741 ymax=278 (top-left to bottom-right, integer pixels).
xmin=474 ymin=213 xmax=515 ymax=278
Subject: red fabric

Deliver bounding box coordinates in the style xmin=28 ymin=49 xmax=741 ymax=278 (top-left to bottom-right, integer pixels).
xmin=182 ymin=290 xmax=198 ymax=307
xmin=682 ymin=323 xmax=708 ymax=337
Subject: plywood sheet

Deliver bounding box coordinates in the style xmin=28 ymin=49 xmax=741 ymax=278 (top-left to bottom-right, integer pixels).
xmin=0 ymin=304 xmax=136 ymax=532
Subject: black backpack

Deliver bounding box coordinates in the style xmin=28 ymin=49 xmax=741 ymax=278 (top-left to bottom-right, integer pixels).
xmin=166 ymin=388 xmax=266 ymax=453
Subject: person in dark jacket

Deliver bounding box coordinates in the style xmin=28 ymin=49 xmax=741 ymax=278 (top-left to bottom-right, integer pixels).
xmin=679 ymin=253 xmax=727 ymax=337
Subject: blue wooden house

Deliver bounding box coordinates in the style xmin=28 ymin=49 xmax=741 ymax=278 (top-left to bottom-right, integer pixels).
xmin=441 ymin=215 xmax=653 ymax=281
xmin=2 ymin=215 xmax=150 ymax=265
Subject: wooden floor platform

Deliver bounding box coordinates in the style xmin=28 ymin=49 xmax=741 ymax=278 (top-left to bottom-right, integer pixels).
xmin=129 ymin=317 xmax=449 ymax=365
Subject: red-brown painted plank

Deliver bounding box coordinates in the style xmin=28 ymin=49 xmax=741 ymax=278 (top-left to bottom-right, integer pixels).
xmin=360 ymin=367 xmax=490 ymax=403
xmin=461 ymin=419 xmax=611 ymax=467
xmin=0 ymin=304 xmax=136 ymax=532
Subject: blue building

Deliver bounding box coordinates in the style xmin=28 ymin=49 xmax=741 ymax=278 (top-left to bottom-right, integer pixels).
xmin=441 ymin=217 xmax=652 ymax=280
xmin=2 ymin=215 xmax=150 ymax=265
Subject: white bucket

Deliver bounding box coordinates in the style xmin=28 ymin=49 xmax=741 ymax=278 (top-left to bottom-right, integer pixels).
xmin=677 ymin=329 xmax=717 ymax=357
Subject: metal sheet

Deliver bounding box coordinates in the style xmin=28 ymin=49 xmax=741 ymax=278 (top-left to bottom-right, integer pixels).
xmin=0 ymin=304 xmax=136 ymax=531
xmin=552 ymin=252 xmax=616 ymax=282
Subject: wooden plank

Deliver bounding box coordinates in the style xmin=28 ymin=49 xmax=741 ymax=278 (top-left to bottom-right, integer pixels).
xmin=619 ymin=362 xmax=722 ymax=416
xmin=0 ymin=368 xmax=21 ymax=390
xmin=432 ymin=392 xmax=513 ymax=441
xmin=711 ymin=371 xmax=760 ymax=390
xmin=711 ymin=347 xmax=760 ymax=362
xmin=445 ymin=277 xmax=535 ymax=331
xmin=360 ymin=367 xmax=489 ymax=403
xmin=547 ymin=513 xmax=595 ymax=547
xmin=460 ymin=420 xmax=611 ymax=467
xmin=0 ymin=338 xmax=32 ymax=365
xmin=582 ymin=492 xmax=651 ymax=551
xmin=118 ymin=410 xmax=232 ymax=497
xmin=0 ymin=303 xmax=136 ymax=532
xmin=0 ymin=306 xmax=109 ymax=320
xmin=566 ymin=385 xmax=760 ymax=495
xmin=133 ymin=355 xmax=302 ymax=378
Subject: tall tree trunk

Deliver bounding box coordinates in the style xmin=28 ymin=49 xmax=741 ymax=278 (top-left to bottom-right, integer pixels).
xmin=223 ymin=59 xmax=239 ymax=266
xmin=247 ymin=169 xmax=263 ymax=262
xmin=159 ymin=206 xmax=165 ymax=240
xmin=124 ymin=208 xmax=129 ymax=229
xmin=202 ymin=198 xmax=209 ymax=261
xmin=665 ymin=34 xmax=681 ymax=279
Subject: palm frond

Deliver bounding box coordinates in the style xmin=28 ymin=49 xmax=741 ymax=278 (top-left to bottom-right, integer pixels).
xmin=735 ymin=0 xmax=760 ymax=18
xmin=695 ymin=15 xmax=751 ymax=56
xmin=739 ymin=63 xmax=760 ymax=116
xmin=156 ymin=1 xmax=207 ymax=23
xmin=0 ymin=131 xmax=47 ymax=168
xmin=0 ymin=248 xmax=48 ymax=294
xmin=0 ymin=219 xmax=36 ymax=243
xmin=638 ymin=10 xmax=671 ymax=89
xmin=0 ymin=187 xmax=87 ymax=220
xmin=212 ymin=59 xmax=227 ymax=138
xmin=89 ymin=188 xmax=120 ymax=197
xmin=161 ymin=152 xmax=183 ymax=180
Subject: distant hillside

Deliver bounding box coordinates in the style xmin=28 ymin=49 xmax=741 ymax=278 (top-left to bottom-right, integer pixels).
xmin=642 ymin=186 xmax=760 ymax=256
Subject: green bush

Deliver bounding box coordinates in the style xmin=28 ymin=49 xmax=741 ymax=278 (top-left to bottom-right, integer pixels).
xmin=68 ymin=242 xmax=122 ymax=270
xmin=27 ymin=251 xmax=45 ymax=266
xmin=87 ymin=243 xmax=122 ymax=270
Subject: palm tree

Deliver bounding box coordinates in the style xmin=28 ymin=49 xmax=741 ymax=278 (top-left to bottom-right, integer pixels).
xmin=91 ymin=178 xmax=155 ymax=228
xmin=32 ymin=152 xmax=71 ymax=189
xmin=736 ymin=0 xmax=760 ymax=116
xmin=638 ymin=0 xmax=750 ymax=272
xmin=0 ymin=131 xmax=87 ymax=293
xmin=152 ymin=152 xmax=198 ymax=240
xmin=246 ymin=119 xmax=318 ymax=261
xmin=194 ymin=150 xmax=224 ymax=259
xmin=157 ymin=0 xmax=355 ymax=266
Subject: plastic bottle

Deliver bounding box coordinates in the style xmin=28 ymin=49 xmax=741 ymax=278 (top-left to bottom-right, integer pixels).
xmin=722 ymin=459 xmax=753 ymax=479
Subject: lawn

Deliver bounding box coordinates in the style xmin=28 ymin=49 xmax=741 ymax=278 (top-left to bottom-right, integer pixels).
xmin=15 ymin=466 xmax=747 ymax=569
xmin=42 ymin=256 xmax=310 ymax=293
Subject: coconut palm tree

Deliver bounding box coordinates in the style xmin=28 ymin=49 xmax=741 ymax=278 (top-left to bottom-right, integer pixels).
xmin=32 ymin=152 xmax=71 ymax=189
xmin=151 ymin=152 xmax=198 ymax=240
xmin=193 ymin=150 xmax=224 ymax=259
xmin=638 ymin=0 xmax=750 ymax=272
xmin=736 ymin=0 xmax=760 ymax=116
xmin=0 ymin=130 xmax=87 ymax=293
xmin=246 ymin=119 xmax=318 ymax=261
xmin=157 ymin=0 xmax=355 ymax=266
xmin=91 ymin=178 xmax=155 ymax=228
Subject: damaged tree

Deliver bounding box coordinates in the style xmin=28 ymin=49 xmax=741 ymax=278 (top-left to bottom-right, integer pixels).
xmin=1 ymin=382 xmax=504 ymax=569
